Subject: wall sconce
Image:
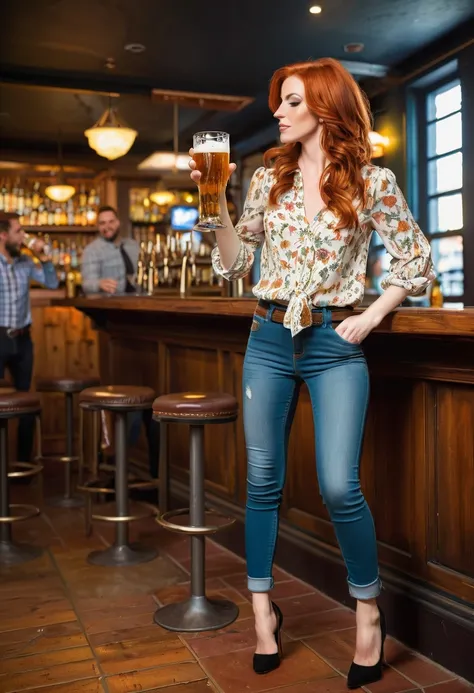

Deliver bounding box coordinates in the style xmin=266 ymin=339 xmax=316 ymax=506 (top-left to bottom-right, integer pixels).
xmin=369 ymin=131 xmax=390 ymax=158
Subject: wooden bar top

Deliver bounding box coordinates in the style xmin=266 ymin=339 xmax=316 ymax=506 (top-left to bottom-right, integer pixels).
xmin=54 ymin=294 xmax=474 ymax=337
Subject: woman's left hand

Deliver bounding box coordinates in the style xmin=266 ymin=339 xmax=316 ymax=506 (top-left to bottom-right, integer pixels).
xmin=335 ymin=313 xmax=380 ymax=345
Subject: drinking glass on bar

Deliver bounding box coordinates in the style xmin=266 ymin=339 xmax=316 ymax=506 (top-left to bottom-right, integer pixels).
xmin=193 ymin=131 xmax=230 ymax=230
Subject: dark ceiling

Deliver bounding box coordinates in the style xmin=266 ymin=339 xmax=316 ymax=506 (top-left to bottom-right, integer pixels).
xmin=1 ymin=0 xmax=473 ymax=169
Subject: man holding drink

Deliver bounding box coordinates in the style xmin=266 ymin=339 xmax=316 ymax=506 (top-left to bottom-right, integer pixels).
xmin=0 ymin=212 xmax=59 ymax=466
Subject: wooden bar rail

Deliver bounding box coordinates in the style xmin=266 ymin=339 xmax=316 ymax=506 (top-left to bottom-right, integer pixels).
xmin=54 ymin=295 xmax=474 ymax=682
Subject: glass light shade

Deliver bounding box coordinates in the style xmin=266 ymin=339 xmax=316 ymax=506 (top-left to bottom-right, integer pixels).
xmin=84 ymin=107 xmax=137 ymax=160
xmin=369 ymin=131 xmax=390 ymax=158
xmin=45 ymin=183 xmax=76 ymax=203
xmin=138 ymin=151 xmax=190 ymax=171
xmin=149 ymin=189 xmax=176 ymax=206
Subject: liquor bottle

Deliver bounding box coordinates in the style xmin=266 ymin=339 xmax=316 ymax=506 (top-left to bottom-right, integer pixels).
xmin=430 ymin=275 xmax=443 ymax=308
xmin=32 ymin=182 xmax=41 ymax=211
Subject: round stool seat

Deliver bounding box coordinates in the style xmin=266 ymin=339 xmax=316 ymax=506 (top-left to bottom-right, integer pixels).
xmin=153 ymin=392 xmax=238 ymax=423
xmin=0 ymin=391 xmax=41 ymax=418
xmin=79 ymin=385 xmax=155 ymax=412
xmin=36 ymin=376 xmax=100 ymax=394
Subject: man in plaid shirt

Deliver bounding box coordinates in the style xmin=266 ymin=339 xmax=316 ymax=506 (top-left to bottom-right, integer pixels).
xmin=0 ymin=212 xmax=59 ymax=463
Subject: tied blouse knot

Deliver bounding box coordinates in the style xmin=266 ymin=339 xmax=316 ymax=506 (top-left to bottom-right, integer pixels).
xmin=212 ymin=165 xmax=434 ymax=336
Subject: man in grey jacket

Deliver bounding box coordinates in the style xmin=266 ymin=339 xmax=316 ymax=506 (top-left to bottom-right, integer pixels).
xmin=82 ymin=206 xmax=139 ymax=294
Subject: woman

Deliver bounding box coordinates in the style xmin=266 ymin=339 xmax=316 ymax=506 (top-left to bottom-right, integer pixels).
xmin=189 ymin=58 xmax=433 ymax=689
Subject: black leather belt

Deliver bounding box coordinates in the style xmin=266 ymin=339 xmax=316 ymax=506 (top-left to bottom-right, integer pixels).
xmin=0 ymin=326 xmax=30 ymax=339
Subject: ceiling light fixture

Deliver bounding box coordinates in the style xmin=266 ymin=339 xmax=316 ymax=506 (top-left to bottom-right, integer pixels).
xmin=149 ymin=183 xmax=176 ymax=207
xmin=124 ymin=43 xmax=146 ymax=53
xmin=309 ymin=5 xmax=322 ymax=14
xmin=138 ymin=103 xmax=189 ymax=176
xmin=84 ymin=96 xmax=137 ymax=160
xmin=344 ymin=43 xmax=364 ymax=53
xmin=45 ymin=132 xmax=76 ymax=203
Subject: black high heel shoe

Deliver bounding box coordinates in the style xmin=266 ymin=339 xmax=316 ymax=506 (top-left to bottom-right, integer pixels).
xmin=253 ymin=602 xmax=283 ymax=675
xmin=347 ymin=607 xmax=386 ymax=690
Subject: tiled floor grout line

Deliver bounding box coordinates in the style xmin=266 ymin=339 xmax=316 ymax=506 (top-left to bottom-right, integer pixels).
xmin=47 ymin=547 xmax=110 ymax=693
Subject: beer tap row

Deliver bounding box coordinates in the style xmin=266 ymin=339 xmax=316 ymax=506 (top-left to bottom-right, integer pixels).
xmin=134 ymin=233 xmax=224 ymax=296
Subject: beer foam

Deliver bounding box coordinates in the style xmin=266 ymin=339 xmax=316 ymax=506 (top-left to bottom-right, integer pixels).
xmin=194 ymin=139 xmax=229 ymax=153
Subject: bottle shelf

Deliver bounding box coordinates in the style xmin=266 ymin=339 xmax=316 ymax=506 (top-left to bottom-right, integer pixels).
xmin=23 ymin=226 xmax=97 ymax=233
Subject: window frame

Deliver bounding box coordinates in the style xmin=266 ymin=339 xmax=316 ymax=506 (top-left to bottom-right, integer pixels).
xmin=415 ymin=73 xmax=463 ymax=302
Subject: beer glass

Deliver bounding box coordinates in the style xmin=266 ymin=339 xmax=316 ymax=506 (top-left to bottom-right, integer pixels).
xmin=193 ymin=131 xmax=230 ymax=230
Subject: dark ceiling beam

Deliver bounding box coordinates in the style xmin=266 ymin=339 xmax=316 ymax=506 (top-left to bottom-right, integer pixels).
xmin=0 ymin=64 xmax=260 ymax=101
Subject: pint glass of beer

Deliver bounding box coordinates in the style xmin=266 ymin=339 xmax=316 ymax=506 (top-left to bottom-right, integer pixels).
xmin=193 ymin=131 xmax=230 ymax=230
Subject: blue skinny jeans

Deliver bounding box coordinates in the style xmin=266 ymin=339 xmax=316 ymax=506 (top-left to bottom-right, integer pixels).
xmin=243 ymin=302 xmax=381 ymax=601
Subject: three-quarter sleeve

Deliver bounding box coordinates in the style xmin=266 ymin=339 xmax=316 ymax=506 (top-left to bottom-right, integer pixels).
xmin=370 ymin=167 xmax=434 ymax=295
xmin=212 ymin=166 xmax=266 ymax=281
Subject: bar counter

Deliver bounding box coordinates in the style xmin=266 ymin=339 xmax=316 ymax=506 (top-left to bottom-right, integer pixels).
xmin=56 ymin=295 xmax=474 ymax=679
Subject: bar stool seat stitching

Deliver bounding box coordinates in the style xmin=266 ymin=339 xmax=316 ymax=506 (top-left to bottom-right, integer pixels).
xmin=152 ymin=391 xmax=239 ymax=633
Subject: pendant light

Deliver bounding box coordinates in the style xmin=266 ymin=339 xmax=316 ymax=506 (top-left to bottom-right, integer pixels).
xmin=45 ymin=132 xmax=76 ymax=203
xmin=140 ymin=103 xmax=188 ymax=173
xmin=85 ymin=95 xmax=138 ymax=160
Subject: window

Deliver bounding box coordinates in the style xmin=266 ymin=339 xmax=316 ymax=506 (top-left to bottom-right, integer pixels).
xmin=425 ymin=79 xmax=463 ymax=299
xmin=366 ymin=73 xmax=464 ymax=303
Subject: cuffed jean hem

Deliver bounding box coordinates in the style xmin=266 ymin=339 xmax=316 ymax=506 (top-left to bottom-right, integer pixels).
xmin=248 ymin=576 xmax=274 ymax=592
xmin=348 ymin=577 xmax=382 ymax=600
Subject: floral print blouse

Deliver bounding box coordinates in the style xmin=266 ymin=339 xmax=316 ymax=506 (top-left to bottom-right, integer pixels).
xmin=212 ymin=164 xmax=434 ymax=336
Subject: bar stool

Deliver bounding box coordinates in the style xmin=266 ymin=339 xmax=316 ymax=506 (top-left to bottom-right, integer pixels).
xmin=0 ymin=391 xmax=43 ymax=565
xmin=152 ymin=391 xmax=239 ymax=632
xmin=78 ymin=385 xmax=159 ymax=567
xmin=36 ymin=376 xmax=100 ymax=508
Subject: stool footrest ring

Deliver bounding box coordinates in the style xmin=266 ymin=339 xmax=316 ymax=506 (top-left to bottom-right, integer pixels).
xmin=91 ymin=502 xmax=158 ymax=524
xmin=8 ymin=462 xmax=43 ymax=478
xmin=78 ymin=477 xmax=159 ymax=495
xmin=156 ymin=508 xmax=236 ymax=535
xmin=35 ymin=455 xmax=79 ymax=464
xmin=0 ymin=504 xmax=41 ymax=523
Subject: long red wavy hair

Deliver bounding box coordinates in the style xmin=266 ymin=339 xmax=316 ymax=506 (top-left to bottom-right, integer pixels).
xmin=264 ymin=58 xmax=373 ymax=230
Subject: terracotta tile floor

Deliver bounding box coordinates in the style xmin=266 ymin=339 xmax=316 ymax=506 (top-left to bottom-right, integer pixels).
xmin=0 ymin=482 xmax=472 ymax=693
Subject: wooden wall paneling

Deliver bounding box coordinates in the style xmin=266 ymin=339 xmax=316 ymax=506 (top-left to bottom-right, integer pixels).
xmin=30 ymin=306 xmax=99 ymax=457
xmin=429 ymin=384 xmax=474 ymax=583
xmin=362 ymin=377 xmax=428 ymax=576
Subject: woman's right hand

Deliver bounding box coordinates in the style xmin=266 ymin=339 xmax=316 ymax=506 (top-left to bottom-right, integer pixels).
xmin=188 ymin=148 xmax=237 ymax=187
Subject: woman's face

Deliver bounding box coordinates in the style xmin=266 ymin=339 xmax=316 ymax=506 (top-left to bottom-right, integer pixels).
xmin=273 ymin=76 xmax=320 ymax=145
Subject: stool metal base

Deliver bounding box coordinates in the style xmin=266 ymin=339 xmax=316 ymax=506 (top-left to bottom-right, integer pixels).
xmin=0 ymin=540 xmax=43 ymax=566
xmin=154 ymin=596 xmax=239 ymax=632
xmin=47 ymin=494 xmax=84 ymax=509
xmin=87 ymin=542 xmax=158 ymax=567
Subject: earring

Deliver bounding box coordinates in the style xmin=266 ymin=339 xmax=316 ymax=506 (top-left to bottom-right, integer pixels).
xmin=319 ymin=119 xmax=324 ymax=124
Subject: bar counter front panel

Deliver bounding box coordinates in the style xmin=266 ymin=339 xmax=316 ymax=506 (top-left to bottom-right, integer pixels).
xmin=57 ymin=295 xmax=474 ymax=680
